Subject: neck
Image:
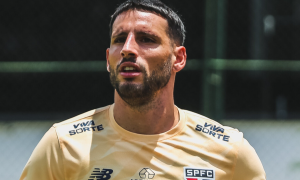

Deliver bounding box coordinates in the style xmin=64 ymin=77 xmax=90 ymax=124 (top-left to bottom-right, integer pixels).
xmin=113 ymin=79 xmax=179 ymax=135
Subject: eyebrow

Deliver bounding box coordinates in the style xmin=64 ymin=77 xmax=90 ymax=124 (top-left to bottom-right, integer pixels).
xmin=112 ymin=30 xmax=160 ymax=39
xmin=111 ymin=31 xmax=128 ymax=39
xmin=136 ymin=31 xmax=159 ymax=38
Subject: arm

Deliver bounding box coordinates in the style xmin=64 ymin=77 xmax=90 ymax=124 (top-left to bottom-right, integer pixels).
xmin=232 ymin=138 xmax=266 ymax=180
xmin=20 ymin=127 xmax=64 ymax=180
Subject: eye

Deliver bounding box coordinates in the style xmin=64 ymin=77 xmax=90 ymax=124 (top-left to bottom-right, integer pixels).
xmin=140 ymin=37 xmax=155 ymax=43
xmin=113 ymin=37 xmax=126 ymax=43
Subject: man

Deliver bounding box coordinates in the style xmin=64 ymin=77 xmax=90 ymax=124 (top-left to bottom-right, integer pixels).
xmin=20 ymin=0 xmax=266 ymax=180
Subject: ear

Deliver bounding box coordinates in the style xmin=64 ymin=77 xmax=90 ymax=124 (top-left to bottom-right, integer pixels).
xmin=173 ymin=46 xmax=187 ymax=72
xmin=106 ymin=48 xmax=110 ymax=72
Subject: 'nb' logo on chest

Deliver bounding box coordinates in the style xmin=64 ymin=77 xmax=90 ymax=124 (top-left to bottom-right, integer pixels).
xmin=88 ymin=168 xmax=113 ymax=180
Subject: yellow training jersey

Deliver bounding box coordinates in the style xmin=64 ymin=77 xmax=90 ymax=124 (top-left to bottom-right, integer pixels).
xmin=20 ymin=104 xmax=266 ymax=180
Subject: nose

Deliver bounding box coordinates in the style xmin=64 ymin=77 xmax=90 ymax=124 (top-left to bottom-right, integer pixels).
xmin=121 ymin=33 xmax=138 ymax=58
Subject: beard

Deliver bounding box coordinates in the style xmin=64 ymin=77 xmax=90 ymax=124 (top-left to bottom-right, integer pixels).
xmin=109 ymin=56 xmax=172 ymax=108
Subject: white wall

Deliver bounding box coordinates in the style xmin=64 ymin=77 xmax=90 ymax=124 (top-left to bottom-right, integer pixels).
xmin=0 ymin=121 xmax=56 ymax=180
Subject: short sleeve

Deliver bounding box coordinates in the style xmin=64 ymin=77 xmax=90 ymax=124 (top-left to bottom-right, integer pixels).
xmin=232 ymin=138 xmax=266 ymax=180
xmin=20 ymin=126 xmax=64 ymax=180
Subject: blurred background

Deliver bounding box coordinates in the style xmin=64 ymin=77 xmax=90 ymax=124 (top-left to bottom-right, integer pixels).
xmin=1 ymin=0 xmax=300 ymax=179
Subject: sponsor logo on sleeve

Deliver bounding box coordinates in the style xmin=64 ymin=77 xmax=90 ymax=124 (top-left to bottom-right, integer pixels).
xmin=88 ymin=168 xmax=113 ymax=180
xmin=69 ymin=120 xmax=104 ymax=136
xmin=195 ymin=122 xmax=230 ymax=142
xmin=184 ymin=167 xmax=215 ymax=180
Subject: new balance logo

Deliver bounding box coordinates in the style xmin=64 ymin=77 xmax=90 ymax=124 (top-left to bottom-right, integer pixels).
xmin=88 ymin=168 xmax=113 ymax=180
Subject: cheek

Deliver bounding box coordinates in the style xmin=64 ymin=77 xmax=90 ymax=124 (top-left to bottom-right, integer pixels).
xmin=145 ymin=49 xmax=172 ymax=70
xmin=108 ymin=46 xmax=122 ymax=67
xmin=108 ymin=46 xmax=122 ymax=59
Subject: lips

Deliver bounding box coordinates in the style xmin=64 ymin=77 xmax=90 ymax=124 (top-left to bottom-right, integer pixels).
xmin=119 ymin=62 xmax=142 ymax=78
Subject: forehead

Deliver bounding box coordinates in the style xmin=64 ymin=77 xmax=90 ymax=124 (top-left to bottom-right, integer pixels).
xmin=111 ymin=10 xmax=169 ymax=36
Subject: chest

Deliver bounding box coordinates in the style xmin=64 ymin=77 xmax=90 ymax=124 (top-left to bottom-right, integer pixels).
xmin=62 ymin=139 xmax=234 ymax=180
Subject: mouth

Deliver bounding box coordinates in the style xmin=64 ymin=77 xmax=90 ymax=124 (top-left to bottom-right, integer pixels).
xmin=119 ymin=62 xmax=142 ymax=78
xmin=122 ymin=66 xmax=139 ymax=72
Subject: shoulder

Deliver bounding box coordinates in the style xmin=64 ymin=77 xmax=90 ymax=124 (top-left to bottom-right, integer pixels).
xmin=20 ymin=106 xmax=112 ymax=180
xmin=52 ymin=105 xmax=111 ymax=136
xmin=180 ymin=109 xmax=266 ymax=179
xmin=20 ymin=127 xmax=64 ymax=180
xmin=232 ymin=138 xmax=266 ymax=180
xmin=53 ymin=105 xmax=110 ymax=128
xmin=181 ymin=109 xmax=243 ymax=143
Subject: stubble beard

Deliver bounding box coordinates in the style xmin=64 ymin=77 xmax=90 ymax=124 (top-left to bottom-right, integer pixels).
xmin=109 ymin=57 xmax=172 ymax=109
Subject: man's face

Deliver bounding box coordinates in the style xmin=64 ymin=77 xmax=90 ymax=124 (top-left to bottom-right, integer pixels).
xmin=107 ymin=10 xmax=175 ymax=107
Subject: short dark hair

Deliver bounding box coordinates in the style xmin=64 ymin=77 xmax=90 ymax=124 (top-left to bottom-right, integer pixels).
xmin=109 ymin=0 xmax=186 ymax=46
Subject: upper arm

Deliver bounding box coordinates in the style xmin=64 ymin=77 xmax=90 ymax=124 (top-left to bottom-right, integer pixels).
xmin=232 ymin=138 xmax=266 ymax=180
xmin=20 ymin=126 xmax=64 ymax=180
